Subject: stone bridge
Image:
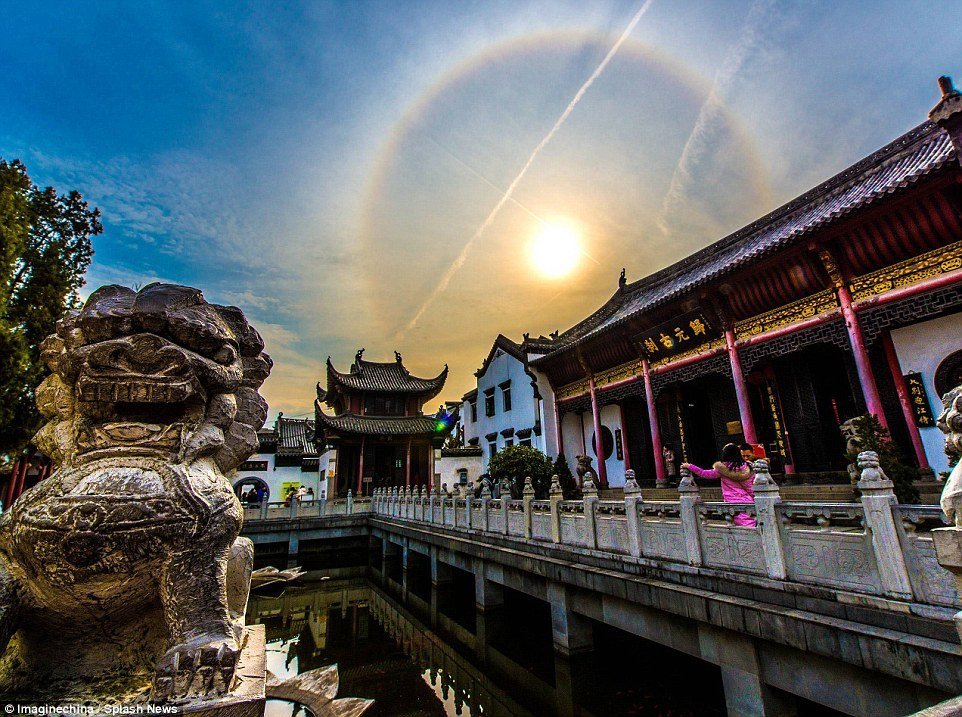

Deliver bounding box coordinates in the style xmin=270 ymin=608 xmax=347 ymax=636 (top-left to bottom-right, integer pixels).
xmin=242 ymin=459 xmax=962 ymax=717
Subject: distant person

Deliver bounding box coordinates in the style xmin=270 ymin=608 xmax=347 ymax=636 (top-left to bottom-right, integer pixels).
xmin=305 ymin=487 xmax=315 ymax=501
xmin=441 ymin=482 xmax=449 ymax=496
xmin=296 ymin=485 xmax=308 ymax=501
xmin=682 ymin=443 xmax=756 ymax=527
xmin=256 ymin=486 xmax=267 ymax=503
xmin=663 ymin=446 xmax=677 ymax=485
xmin=284 ymin=486 xmax=297 ymax=507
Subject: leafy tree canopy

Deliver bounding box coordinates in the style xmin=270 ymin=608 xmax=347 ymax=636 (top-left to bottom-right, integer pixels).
xmin=0 ymin=159 xmax=101 ymax=462
xmin=488 ymin=444 xmax=554 ymax=499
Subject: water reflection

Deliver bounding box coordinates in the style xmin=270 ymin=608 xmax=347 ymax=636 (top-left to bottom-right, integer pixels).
xmin=247 ymin=576 xmax=726 ymax=716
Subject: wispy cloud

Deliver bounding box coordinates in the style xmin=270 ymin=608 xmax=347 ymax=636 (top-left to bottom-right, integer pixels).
xmin=656 ymin=0 xmax=776 ymax=238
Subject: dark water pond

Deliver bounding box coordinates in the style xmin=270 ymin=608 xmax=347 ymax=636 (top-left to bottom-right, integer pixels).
xmin=248 ymin=573 xmax=734 ymax=717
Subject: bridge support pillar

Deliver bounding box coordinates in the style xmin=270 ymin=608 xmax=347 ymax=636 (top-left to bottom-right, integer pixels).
xmin=430 ymin=549 xmax=453 ymax=628
xmin=553 ymin=653 xmax=594 ymax=717
xmin=382 ymin=537 xmax=402 ymax=588
xmin=547 ymin=582 xmax=593 ymax=656
xmin=474 ymin=562 xmax=503 ymax=612
xmin=700 ymin=625 xmax=797 ymax=717
xmin=286 ymin=530 xmax=299 ymax=568
xmin=401 ymin=544 xmax=410 ymax=602
xmin=474 ymin=560 xmax=504 ymax=665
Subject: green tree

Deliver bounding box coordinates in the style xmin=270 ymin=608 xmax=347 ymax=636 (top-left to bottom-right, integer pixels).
xmin=845 ymin=413 xmax=920 ymax=504
xmin=552 ymin=452 xmax=579 ymax=499
xmin=0 ymin=159 xmax=100 ymax=461
xmin=488 ymin=444 xmax=554 ymax=499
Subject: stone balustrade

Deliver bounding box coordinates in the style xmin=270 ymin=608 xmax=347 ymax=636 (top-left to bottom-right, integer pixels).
xmin=242 ymin=453 xmax=961 ymax=611
xmin=361 ymin=455 xmax=961 ymax=611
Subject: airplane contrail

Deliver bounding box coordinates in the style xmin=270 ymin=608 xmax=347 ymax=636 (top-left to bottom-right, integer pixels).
xmin=398 ymin=0 xmax=656 ymax=339
xmin=656 ymin=0 xmax=775 ymax=237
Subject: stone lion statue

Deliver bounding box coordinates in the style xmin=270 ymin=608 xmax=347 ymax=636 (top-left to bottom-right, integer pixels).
xmin=0 ymin=283 xmax=271 ymax=702
xmin=938 ymin=386 xmax=962 ymax=526
xmin=575 ymin=454 xmax=593 ymax=489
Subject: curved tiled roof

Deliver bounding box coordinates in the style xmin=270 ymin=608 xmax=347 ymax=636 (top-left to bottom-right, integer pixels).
xmin=326 ymin=355 xmax=447 ymax=397
xmin=534 ymin=121 xmax=956 ymax=359
xmin=276 ymin=417 xmax=318 ymax=456
xmin=315 ymin=409 xmax=441 ymax=436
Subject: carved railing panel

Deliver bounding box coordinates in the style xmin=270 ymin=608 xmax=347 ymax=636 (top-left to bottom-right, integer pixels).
xmin=559 ymin=513 xmax=587 ymax=545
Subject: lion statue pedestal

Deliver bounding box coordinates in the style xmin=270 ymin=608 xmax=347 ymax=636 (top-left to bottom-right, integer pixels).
xmin=0 ymin=283 xmax=272 ymax=709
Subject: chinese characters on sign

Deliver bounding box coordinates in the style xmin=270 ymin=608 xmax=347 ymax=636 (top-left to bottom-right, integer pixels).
xmin=675 ymin=400 xmax=689 ymax=462
xmin=904 ymin=372 xmax=935 ymax=427
xmin=637 ymin=311 xmax=718 ymax=360
xmin=614 ymin=428 xmax=624 ymax=461
xmin=765 ymin=382 xmax=791 ymax=462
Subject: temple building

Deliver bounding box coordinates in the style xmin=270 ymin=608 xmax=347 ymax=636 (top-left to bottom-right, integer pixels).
xmin=461 ymin=334 xmax=558 ymax=470
xmin=531 ymin=77 xmax=962 ymax=489
xmin=228 ymin=414 xmax=327 ymax=502
xmin=315 ymin=349 xmax=449 ymax=496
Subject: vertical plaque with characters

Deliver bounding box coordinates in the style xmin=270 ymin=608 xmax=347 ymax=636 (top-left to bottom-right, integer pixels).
xmin=905 ymin=372 xmax=935 ymax=427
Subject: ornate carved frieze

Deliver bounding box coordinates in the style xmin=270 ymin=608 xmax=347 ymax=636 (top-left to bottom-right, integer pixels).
xmin=734 ymin=290 xmax=839 ymax=341
xmin=850 ymin=240 xmax=962 ymax=302
xmin=650 ymin=338 xmax=725 ymax=369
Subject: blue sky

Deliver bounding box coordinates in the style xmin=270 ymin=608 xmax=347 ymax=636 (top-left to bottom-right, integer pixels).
xmin=2 ymin=1 xmax=960 ymax=418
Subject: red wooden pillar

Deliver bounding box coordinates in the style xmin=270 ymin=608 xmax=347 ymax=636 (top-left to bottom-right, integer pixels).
xmin=725 ymin=328 xmax=758 ymax=444
xmin=10 ymin=460 xmax=28 ymax=506
xmin=839 ymin=282 xmax=888 ymax=430
xmin=642 ymin=359 xmax=667 ymax=487
xmin=588 ymin=376 xmax=608 ymax=488
xmin=881 ymin=331 xmax=930 ymax=469
xmin=4 ymin=459 xmax=21 ymax=507
xmin=819 ymin=248 xmax=888 ymax=429
xmin=405 ymin=437 xmax=412 ymax=488
xmin=618 ymin=403 xmax=632 ymax=471
xmin=331 ymin=447 xmax=340 ymax=498
xmin=357 ymin=437 xmax=366 ymax=496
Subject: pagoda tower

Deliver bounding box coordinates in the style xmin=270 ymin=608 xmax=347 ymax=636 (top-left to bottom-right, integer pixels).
xmin=315 ymin=349 xmax=449 ymax=496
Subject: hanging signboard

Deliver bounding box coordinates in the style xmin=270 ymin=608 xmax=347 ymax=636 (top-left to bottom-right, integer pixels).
xmin=765 ymin=382 xmax=792 ymax=462
xmin=675 ymin=400 xmax=688 ymax=462
xmin=636 ymin=310 xmax=719 ymax=360
xmin=904 ymin=373 xmax=936 ymax=428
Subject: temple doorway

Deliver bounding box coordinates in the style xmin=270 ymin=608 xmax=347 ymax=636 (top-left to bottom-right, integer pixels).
xmin=770 ymin=343 xmax=862 ymax=473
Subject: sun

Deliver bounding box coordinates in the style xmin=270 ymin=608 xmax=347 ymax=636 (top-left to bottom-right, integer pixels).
xmin=529 ymin=220 xmax=581 ymax=278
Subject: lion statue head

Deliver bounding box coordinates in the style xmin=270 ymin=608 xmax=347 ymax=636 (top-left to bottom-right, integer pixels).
xmin=33 ymin=283 xmax=272 ymax=471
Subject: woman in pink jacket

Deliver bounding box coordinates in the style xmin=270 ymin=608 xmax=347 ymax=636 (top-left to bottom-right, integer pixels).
xmin=682 ymin=443 xmax=756 ymax=527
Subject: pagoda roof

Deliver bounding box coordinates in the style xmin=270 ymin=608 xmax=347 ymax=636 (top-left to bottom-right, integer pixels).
xmin=532 ymin=120 xmax=956 ymax=361
xmin=325 ymin=351 xmax=447 ymax=399
xmin=315 ymin=409 xmax=441 ymax=437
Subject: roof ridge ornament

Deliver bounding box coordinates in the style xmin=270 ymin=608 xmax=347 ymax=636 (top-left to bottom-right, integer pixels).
xmin=354 ymin=348 xmax=365 ymax=373
xmin=394 ymin=350 xmax=402 ymax=363
xmin=930 ymin=75 xmax=962 ymax=156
